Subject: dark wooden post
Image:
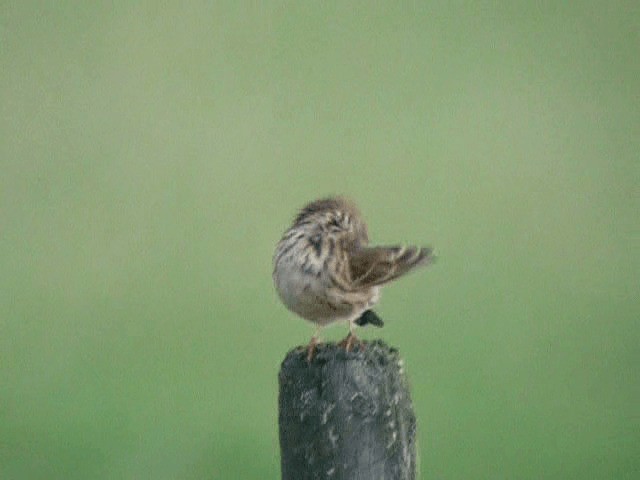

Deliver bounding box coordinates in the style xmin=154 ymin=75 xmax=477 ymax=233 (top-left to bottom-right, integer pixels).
xmin=278 ymin=340 xmax=417 ymax=480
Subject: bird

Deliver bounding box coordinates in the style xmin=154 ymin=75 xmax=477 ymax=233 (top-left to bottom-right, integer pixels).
xmin=273 ymin=196 xmax=435 ymax=361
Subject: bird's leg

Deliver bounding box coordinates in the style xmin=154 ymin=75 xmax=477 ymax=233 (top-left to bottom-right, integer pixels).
xmin=306 ymin=327 xmax=322 ymax=362
xmin=338 ymin=321 xmax=364 ymax=352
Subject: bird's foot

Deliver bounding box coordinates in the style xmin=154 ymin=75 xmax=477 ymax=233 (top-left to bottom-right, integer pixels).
xmin=306 ymin=337 xmax=319 ymax=362
xmin=337 ymin=332 xmax=364 ymax=353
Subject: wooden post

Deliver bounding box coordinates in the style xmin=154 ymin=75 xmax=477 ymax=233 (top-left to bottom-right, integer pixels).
xmin=278 ymin=340 xmax=417 ymax=480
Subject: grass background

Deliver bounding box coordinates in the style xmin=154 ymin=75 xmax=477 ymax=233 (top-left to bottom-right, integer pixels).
xmin=1 ymin=2 xmax=638 ymax=478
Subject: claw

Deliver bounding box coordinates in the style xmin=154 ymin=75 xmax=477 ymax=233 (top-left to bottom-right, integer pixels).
xmin=337 ymin=332 xmax=364 ymax=352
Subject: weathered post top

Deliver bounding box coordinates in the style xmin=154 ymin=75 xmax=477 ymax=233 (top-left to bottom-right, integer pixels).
xmin=278 ymin=340 xmax=417 ymax=480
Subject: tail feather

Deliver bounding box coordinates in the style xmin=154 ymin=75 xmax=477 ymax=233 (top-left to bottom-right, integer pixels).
xmin=354 ymin=309 xmax=384 ymax=327
xmin=350 ymin=246 xmax=435 ymax=288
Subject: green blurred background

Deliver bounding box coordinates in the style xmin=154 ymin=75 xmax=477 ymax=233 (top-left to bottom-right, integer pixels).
xmin=1 ymin=2 xmax=638 ymax=479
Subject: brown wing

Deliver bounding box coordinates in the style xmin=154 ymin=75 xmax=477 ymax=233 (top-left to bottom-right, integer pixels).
xmin=349 ymin=246 xmax=435 ymax=289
